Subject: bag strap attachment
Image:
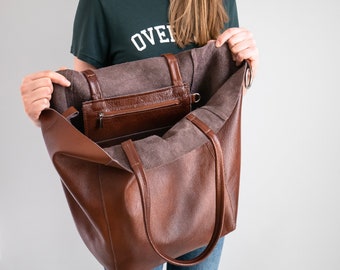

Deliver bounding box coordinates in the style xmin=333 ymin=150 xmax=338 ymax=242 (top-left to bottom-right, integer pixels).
xmin=244 ymin=60 xmax=254 ymax=89
xmin=121 ymin=113 xmax=226 ymax=266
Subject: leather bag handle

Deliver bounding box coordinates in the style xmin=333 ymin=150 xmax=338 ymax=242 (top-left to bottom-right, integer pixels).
xmin=82 ymin=69 xmax=103 ymax=100
xmin=121 ymin=113 xmax=226 ymax=267
xmin=162 ymin=53 xmax=184 ymax=87
xmin=82 ymin=54 xmax=184 ymax=101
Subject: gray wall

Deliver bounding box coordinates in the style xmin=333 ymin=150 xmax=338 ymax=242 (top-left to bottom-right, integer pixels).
xmin=1 ymin=0 xmax=339 ymax=269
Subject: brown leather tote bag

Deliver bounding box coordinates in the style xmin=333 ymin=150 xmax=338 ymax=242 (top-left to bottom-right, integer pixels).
xmin=39 ymin=43 xmax=252 ymax=270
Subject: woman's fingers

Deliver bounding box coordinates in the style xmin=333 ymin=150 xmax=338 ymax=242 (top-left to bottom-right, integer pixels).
xmin=216 ymin=27 xmax=259 ymax=75
xmin=22 ymin=70 xmax=71 ymax=87
xmin=20 ymin=70 xmax=70 ymax=126
xmin=216 ymin=27 xmax=246 ymax=47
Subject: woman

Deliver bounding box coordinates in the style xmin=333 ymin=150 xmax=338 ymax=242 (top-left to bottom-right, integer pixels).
xmin=20 ymin=0 xmax=259 ymax=269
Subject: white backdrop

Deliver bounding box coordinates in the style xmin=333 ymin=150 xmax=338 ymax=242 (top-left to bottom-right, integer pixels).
xmin=1 ymin=0 xmax=340 ymax=269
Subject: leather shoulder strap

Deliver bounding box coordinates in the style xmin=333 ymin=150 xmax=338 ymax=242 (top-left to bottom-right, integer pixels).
xmin=82 ymin=69 xmax=103 ymax=100
xmin=162 ymin=53 xmax=184 ymax=87
xmin=121 ymin=113 xmax=226 ymax=267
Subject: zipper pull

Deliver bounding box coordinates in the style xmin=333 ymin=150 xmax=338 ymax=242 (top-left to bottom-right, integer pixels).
xmin=98 ymin=112 xmax=104 ymax=128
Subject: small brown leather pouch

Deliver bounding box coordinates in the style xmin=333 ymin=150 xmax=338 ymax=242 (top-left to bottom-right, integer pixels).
xmin=81 ymin=54 xmax=200 ymax=147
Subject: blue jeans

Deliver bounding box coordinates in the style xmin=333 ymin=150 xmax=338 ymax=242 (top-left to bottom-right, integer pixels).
xmin=152 ymin=237 xmax=224 ymax=270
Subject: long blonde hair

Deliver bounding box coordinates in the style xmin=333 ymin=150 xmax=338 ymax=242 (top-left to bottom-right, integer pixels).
xmin=168 ymin=0 xmax=228 ymax=48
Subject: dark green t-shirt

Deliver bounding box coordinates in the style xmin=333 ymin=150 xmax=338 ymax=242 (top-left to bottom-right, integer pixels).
xmin=71 ymin=0 xmax=239 ymax=68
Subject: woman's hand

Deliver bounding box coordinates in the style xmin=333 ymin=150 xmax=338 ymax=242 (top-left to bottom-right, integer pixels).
xmin=20 ymin=71 xmax=71 ymax=126
xmin=216 ymin=27 xmax=259 ymax=77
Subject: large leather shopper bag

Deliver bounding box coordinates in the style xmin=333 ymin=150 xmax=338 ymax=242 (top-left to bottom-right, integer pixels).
xmin=39 ymin=42 xmax=252 ymax=270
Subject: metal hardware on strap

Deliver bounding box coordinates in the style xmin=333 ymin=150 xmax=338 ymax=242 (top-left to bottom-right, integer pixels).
xmin=244 ymin=60 xmax=253 ymax=89
xmin=191 ymin=93 xmax=201 ymax=104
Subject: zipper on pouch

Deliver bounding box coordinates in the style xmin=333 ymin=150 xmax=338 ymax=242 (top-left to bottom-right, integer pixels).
xmin=97 ymin=99 xmax=181 ymax=129
xmin=97 ymin=93 xmax=201 ymax=128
